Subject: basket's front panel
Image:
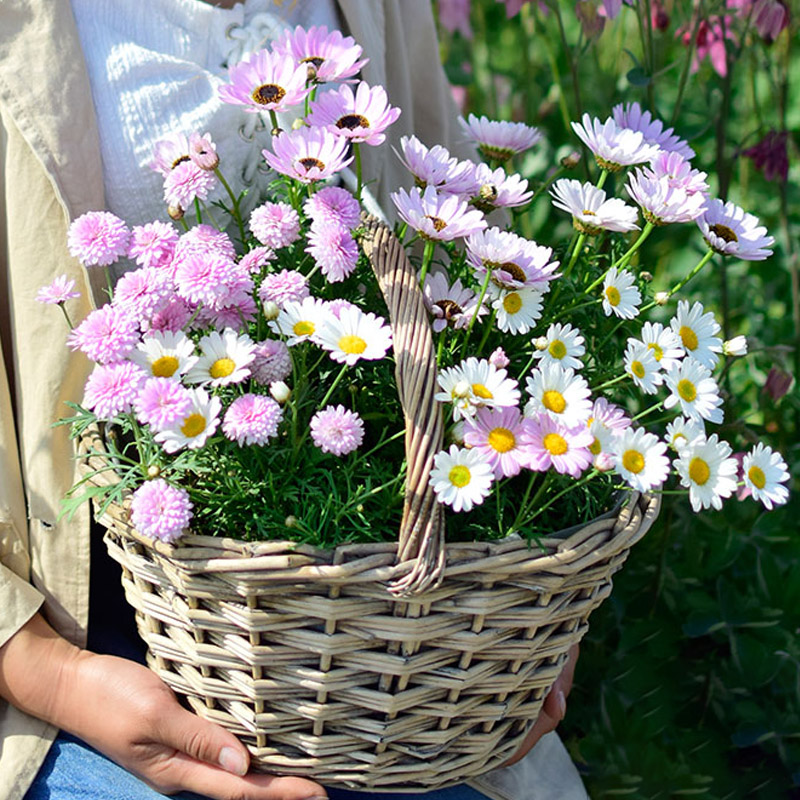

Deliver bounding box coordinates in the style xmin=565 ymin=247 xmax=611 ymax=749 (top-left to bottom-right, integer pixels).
xmin=104 ymin=527 xmax=631 ymax=791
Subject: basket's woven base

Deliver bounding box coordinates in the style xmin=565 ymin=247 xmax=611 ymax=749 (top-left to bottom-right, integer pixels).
xmin=98 ymin=491 xmax=660 ymax=791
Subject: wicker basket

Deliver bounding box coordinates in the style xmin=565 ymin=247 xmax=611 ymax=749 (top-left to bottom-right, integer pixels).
xmin=77 ymin=216 xmax=661 ymax=791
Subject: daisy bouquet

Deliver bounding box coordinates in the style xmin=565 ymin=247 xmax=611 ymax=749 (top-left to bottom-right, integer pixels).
xmin=50 ymin=24 xmax=790 ymax=557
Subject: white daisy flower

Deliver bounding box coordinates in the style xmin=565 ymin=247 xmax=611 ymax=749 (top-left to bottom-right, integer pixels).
xmin=436 ymin=357 xmax=521 ymax=421
xmin=571 ymin=113 xmax=661 ymax=172
xmin=184 ymin=328 xmax=255 ymax=387
xmin=742 ymin=443 xmax=790 ymax=510
xmin=623 ymin=340 xmax=660 ymax=395
xmin=665 ymin=416 xmax=705 ymax=451
xmin=674 ymin=434 xmax=738 ymax=511
xmin=269 ymin=296 xmax=329 ymax=346
xmin=129 ymin=330 xmax=198 ymax=380
xmin=723 ymin=335 xmax=748 ymax=357
xmin=669 ymin=300 xmax=722 ymax=369
xmin=634 ymin=321 xmax=684 ymax=374
xmin=491 ymin=286 xmax=544 ymax=335
xmin=663 ymin=358 xmax=724 ymax=424
xmin=550 ymin=178 xmax=640 ymax=234
xmin=533 ymin=322 xmax=585 ymax=370
xmin=612 ymin=426 xmax=671 ymax=492
xmin=430 ymin=444 xmax=495 ymax=513
xmin=602 ymin=267 xmax=641 ymax=319
xmin=316 ymin=306 xmax=392 ymax=365
xmin=697 ymin=198 xmax=775 ymax=261
xmin=154 ymin=388 xmax=221 ymax=454
xmin=524 ymin=362 xmax=593 ymax=428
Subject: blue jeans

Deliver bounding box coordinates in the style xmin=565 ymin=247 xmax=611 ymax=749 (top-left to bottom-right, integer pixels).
xmin=26 ymin=731 xmax=490 ymax=800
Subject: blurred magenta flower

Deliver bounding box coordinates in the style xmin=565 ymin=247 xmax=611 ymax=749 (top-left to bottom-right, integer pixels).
xmin=678 ymin=16 xmax=735 ymax=77
xmin=438 ymin=0 xmax=473 ymax=38
xmin=763 ymin=366 xmax=793 ymax=402
xmin=742 ymin=130 xmax=789 ymax=183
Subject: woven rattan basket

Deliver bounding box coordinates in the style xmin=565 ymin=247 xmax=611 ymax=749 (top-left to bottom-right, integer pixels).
xmin=78 ymin=216 xmax=661 ymax=791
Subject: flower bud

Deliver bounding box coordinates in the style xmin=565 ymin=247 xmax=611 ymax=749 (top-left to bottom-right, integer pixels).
xmin=454 ymin=380 xmax=471 ymax=398
xmin=270 ymin=380 xmax=291 ymax=404
xmin=284 ymin=515 xmax=298 ymax=528
xmin=188 ymin=132 xmax=219 ymax=171
xmin=167 ymin=204 xmax=185 ymax=220
xmin=639 ymin=271 xmax=654 ymax=282
xmin=534 ymin=336 xmax=549 ymax=351
xmin=654 ymin=291 xmax=670 ymax=306
xmin=262 ymin=300 xmax=280 ymax=321
xmin=489 ymin=347 xmax=510 ymax=369
xmin=146 ymin=465 xmax=161 ymax=478
xmin=764 ymin=366 xmax=793 ymax=402
xmin=560 ymin=151 xmax=582 ymax=169
xmin=723 ymin=335 xmax=748 ymax=357
xmin=291 ymin=117 xmax=307 ymax=131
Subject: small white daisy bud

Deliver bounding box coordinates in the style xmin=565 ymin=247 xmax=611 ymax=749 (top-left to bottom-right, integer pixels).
xmin=454 ymin=379 xmax=471 ymax=398
xmin=561 ymin=151 xmax=582 ymax=169
xmin=284 ymin=515 xmax=298 ymax=528
xmin=270 ymin=380 xmax=291 ymax=404
xmin=357 ymin=283 xmax=367 ymax=296
xmin=723 ymin=335 xmax=748 ymax=356
xmin=534 ymin=336 xmax=549 ymax=351
xmin=291 ymin=117 xmax=306 ymax=131
xmin=640 ymin=271 xmax=654 ymax=282
xmin=146 ymin=465 xmax=161 ymax=478
xmin=356 ymin=504 xmax=364 ymax=513
xmin=167 ymin=204 xmax=184 ymax=220
xmin=262 ymin=300 xmax=280 ymax=321
xmin=654 ymin=291 xmax=670 ymax=306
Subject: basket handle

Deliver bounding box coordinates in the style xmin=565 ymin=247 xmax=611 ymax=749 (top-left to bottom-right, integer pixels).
xmin=359 ymin=214 xmax=446 ymax=595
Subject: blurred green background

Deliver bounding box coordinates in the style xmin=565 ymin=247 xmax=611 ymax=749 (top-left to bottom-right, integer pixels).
xmin=433 ymin=1 xmax=799 ymax=796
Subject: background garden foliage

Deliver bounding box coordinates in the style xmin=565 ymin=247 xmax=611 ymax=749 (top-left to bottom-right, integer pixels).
xmin=434 ymin=1 xmax=798 ymax=796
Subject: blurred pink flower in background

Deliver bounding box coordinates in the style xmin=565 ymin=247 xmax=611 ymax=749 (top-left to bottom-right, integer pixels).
xmin=438 ymin=0 xmax=473 ymax=38
xmin=678 ymin=16 xmax=735 ymax=77
xmin=742 ymin=130 xmax=789 ymax=183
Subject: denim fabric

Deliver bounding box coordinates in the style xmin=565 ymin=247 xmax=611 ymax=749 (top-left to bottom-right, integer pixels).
xmin=25 ymin=732 xmax=491 ymax=800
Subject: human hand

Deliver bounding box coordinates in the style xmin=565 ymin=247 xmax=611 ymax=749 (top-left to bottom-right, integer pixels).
xmin=58 ymin=649 xmax=329 ymax=800
xmin=501 ymin=643 xmax=580 ymax=768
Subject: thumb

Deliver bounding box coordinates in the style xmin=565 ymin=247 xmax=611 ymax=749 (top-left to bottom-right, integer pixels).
xmin=157 ymin=705 xmax=250 ymax=776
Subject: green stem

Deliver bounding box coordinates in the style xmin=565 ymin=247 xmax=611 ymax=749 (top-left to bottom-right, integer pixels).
xmin=214 ymin=167 xmax=246 ymax=244
xmin=466 ymin=266 xmax=493 ymax=339
xmin=517 ymin=471 xmax=599 ymax=529
xmin=354 ymin=142 xmax=363 ymax=201
xmin=269 ymin=110 xmax=280 ymax=134
xmin=591 ymin=372 xmax=627 ymax=393
xmin=475 ymin=308 xmax=498 ymax=357
xmin=563 ymin=232 xmax=587 ymax=279
xmin=104 ymin=266 xmax=114 ymax=301
xmin=193 ymin=198 xmax=203 ymax=225
xmin=509 ymin=472 xmax=545 ymax=535
xmin=640 ymin=249 xmax=715 ymax=313
xmin=58 ymin=304 xmax=75 ymax=330
xmin=610 ymin=220 xmax=655 ymax=272
xmin=418 ymin=239 xmax=435 ymax=287
xmin=671 ymin=3 xmax=702 ymax=126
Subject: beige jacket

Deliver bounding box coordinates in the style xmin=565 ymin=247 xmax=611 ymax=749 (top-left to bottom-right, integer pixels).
xmin=0 ymin=3 xmax=585 ymax=798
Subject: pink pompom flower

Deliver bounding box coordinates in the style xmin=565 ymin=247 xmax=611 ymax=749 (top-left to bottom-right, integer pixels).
xmin=310 ymin=405 xmax=365 ymax=456
xmin=249 ymin=201 xmax=301 ymax=249
xmin=306 ymin=222 xmax=360 ymax=283
xmin=304 ymin=186 xmax=361 ymax=229
xmin=250 ymin=338 xmax=293 ymax=385
xmin=67 ymin=211 xmax=130 ymax=267
xmin=67 ymin=305 xmax=140 ymax=364
xmin=128 ymin=221 xmax=179 ymax=270
xmin=223 ymin=394 xmax=284 ymax=446
xmin=83 ymin=362 xmax=146 ymax=420
xmin=134 ymin=377 xmax=193 ymax=430
xmin=258 ymin=269 xmax=309 ymax=307
xmin=131 ymin=478 xmax=193 ymax=543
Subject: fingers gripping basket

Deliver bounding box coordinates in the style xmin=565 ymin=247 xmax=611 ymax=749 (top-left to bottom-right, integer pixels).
xmin=78 ymin=216 xmax=661 ymax=791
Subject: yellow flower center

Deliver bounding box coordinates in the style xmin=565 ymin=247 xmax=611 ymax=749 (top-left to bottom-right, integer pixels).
xmin=622 ymin=449 xmax=645 ymax=474
xmin=605 ymin=286 xmax=621 ymax=306
xmin=472 ymin=383 xmax=493 ymax=400
xmin=689 ymin=457 xmax=710 ymax=486
xmin=647 ymin=342 xmax=664 ymax=361
xmin=631 ymin=360 xmax=646 ymax=379
xmin=338 ymin=334 xmax=367 ymax=355
xmin=209 ymin=358 xmax=236 ymax=380
xmin=425 ymin=215 xmax=447 ymax=232
xmin=679 ymin=325 xmax=698 ymax=351
xmin=542 ymin=389 xmax=566 ymax=414
xmin=448 ymin=465 xmax=471 ymax=488
xmin=180 ymin=413 xmax=207 ymax=438
xmin=487 ymin=427 xmax=516 ymax=453
xmin=677 ymin=378 xmax=697 ymax=402
xmin=293 ymin=320 xmax=315 ymax=337
xmin=589 ymin=437 xmax=602 ymax=456
xmin=543 ymin=432 xmax=568 ymax=456
xmin=548 ymin=340 xmax=567 ymax=359
xmin=748 ymin=465 xmax=766 ymax=490
xmin=503 ymin=292 xmax=523 ymax=314
xmin=151 ymin=355 xmax=180 ymax=378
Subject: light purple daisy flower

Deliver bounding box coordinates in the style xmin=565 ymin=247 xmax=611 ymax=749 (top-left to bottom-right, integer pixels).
xmin=239 ymin=246 xmax=275 ymax=274
xmin=273 ymin=25 xmax=368 ymax=84
xmin=128 ymin=221 xmax=179 ymax=270
xmin=134 ymin=377 xmax=193 ymax=430
xmin=162 ymin=160 xmax=216 ymax=212
xmin=522 ymin=414 xmax=594 ymax=478
xmin=150 ymin=133 xmax=191 ymax=177
xmin=258 ymin=269 xmax=309 ymax=307
xmin=304 ymin=186 xmax=361 ymax=229
xmin=697 ymin=198 xmax=775 ymax=261
xmin=249 ymin=201 xmax=301 ymax=249
xmin=612 ymin=102 xmax=695 ymax=161
xmin=422 ymin=271 xmax=486 ymax=332
xmin=250 ymin=338 xmax=293 ymax=385
xmin=222 ymin=394 xmax=284 ymax=446
xmin=310 ymin=404 xmax=364 ymax=456
xmin=396 ymin=135 xmax=477 ymax=195
xmin=550 ymin=178 xmax=640 ymax=234
xmin=36 ymin=275 xmax=81 ymax=305
xmin=68 ymin=305 xmax=140 ymax=364
xmin=459 ymin=114 xmax=542 ymax=162
xmin=218 ymin=48 xmax=310 ymax=113
xmin=307 ymin=81 xmax=401 ymax=146
xmin=391 ymin=185 xmax=487 ymax=241
xmin=83 ymin=362 xmax=146 ymax=420
xmin=463 ymin=406 xmax=534 ymax=479
xmin=306 ymin=222 xmax=359 ymax=282
xmin=130 ymin=478 xmax=193 ymax=544
xmin=263 ymin=126 xmax=353 ymax=184
xmin=467 ymin=163 xmax=533 ymax=212
xmin=645 ymin=151 xmax=709 ymax=196
xmin=571 ymin=113 xmax=661 ymax=171
xmin=626 ymin=171 xmax=707 ymax=225
xmin=67 ymin=211 xmax=130 ymax=267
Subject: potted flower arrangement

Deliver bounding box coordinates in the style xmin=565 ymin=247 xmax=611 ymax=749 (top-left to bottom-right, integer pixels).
xmin=42 ymin=22 xmax=789 ymax=792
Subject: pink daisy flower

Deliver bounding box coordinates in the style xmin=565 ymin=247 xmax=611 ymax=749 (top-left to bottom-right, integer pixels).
xmin=130 ymin=479 xmax=193 ymax=544
xmin=522 ymin=414 xmax=594 ymax=478
xmin=250 ymin=338 xmax=293 ymax=385
xmin=68 ymin=305 xmax=140 ymax=364
xmin=249 ymin=201 xmax=301 ymax=249
xmin=258 ymin=269 xmax=309 ymax=307
xmin=612 ymin=102 xmax=695 ymax=161
xmin=307 ymin=81 xmax=401 ymax=146
xmin=391 ymin=185 xmax=487 ymax=241
xmin=463 ymin=406 xmax=534 ymax=479
xmin=134 ymin=377 xmax=193 ymax=430
xmin=459 ymin=114 xmax=542 ymax=162
xmin=150 ymin=133 xmax=191 ymax=177
xmin=306 ymin=222 xmax=359 ymax=282
xmin=36 ymin=275 xmax=81 ymax=305
xmin=263 ymin=126 xmax=353 ymax=184
xmin=218 ymin=48 xmax=310 ymax=113
xmin=83 ymin=362 xmax=146 ymax=420
xmin=626 ymin=171 xmax=707 ymax=225
xmin=467 ymin=163 xmax=533 ymax=212
xmin=423 ymin=271 xmax=486 ymax=332
xmin=112 ymin=267 xmax=172 ymax=325
xmin=67 ymin=211 xmax=130 ymax=267
xmin=304 ymin=186 xmax=361 ymax=229
xmin=162 ymin=160 xmax=216 ymax=211
xmin=188 ymin=132 xmax=219 ymax=171
xmin=273 ymin=25 xmax=369 ymax=84
xmin=397 ymin=136 xmax=477 ymax=195
xmin=644 ymin=151 xmax=709 ymax=196
xmin=128 ymin=221 xmax=179 ymax=270
xmin=223 ymin=394 xmax=284 ymax=446
xmin=310 ymin=405 xmax=364 ymax=456
xmin=239 ymin=246 xmax=275 ymax=274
